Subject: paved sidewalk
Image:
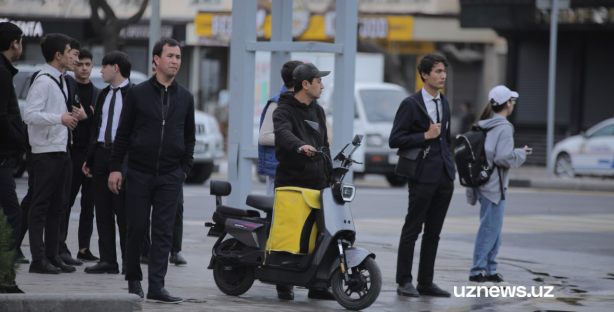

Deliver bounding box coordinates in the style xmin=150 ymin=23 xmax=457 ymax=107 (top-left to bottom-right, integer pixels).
xmin=10 ymin=211 xmax=614 ymax=312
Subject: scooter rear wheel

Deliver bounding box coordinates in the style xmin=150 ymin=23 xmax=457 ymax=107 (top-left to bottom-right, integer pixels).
xmin=331 ymin=257 xmax=382 ymax=311
xmin=212 ymin=239 xmax=255 ymax=296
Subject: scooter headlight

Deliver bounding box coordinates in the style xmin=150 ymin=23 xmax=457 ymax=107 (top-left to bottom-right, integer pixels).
xmin=340 ymin=184 xmax=356 ymax=202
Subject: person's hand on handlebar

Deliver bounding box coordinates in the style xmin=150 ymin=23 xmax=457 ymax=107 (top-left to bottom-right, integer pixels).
xmin=298 ymin=144 xmax=316 ymax=157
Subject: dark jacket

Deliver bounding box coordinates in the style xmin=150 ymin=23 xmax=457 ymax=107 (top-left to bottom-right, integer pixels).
xmin=110 ymin=76 xmax=196 ymax=176
xmin=257 ymin=85 xmax=287 ymax=177
xmin=273 ymin=92 xmax=330 ymax=190
xmin=72 ymin=81 xmax=99 ymax=149
xmin=0 ymin=53 xmax=26 ymax=157
xmin=85 ymin=81 xmax=133 ymax=168
xmin=389 ymin=91 xmax=456 ymax=183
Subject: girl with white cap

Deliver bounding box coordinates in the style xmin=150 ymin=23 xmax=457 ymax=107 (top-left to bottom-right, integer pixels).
xmin=466 ymin=85 xmax=532 ymax=286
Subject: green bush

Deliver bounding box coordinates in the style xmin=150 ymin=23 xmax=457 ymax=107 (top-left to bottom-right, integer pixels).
xmin=0 ymin=206 xmax=17 ymax=293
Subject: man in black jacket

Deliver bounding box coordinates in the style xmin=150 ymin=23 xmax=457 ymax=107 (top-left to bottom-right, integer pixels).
xmin=82 ymin=51 xmax=132 ymax=275
xmin=63 ymin=48 xmax=100 ymax=263
xmin=0 ymin=22 xmax=26 ymax=264
xmin=109 ymin=38 xmax=195 ymax=303
xmin=389 ymin=54 xmax=455 ymax=298
xmin=272 ymin=62 xmax=334 ymax=300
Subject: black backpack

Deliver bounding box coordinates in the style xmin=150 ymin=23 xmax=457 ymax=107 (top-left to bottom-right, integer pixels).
xmin=454 ymin=125 xmax=505 ymax=199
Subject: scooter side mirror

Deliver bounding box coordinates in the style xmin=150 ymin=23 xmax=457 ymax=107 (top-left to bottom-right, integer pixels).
xmin=352 ymin=134 xmax=363 ymax=146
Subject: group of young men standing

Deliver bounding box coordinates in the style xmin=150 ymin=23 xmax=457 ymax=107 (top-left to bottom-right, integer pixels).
xmin=1 ymin=21 xmax=194 ymax=303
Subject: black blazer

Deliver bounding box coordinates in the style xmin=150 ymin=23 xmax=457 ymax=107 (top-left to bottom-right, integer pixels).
xmin=389 ymin=91 xmax=456 ymax=183
xmin=85 ymin=82 xmax=133 ymax=168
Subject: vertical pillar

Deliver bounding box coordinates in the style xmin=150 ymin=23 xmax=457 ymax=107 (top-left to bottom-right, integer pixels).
xmin=269 ymin=0 xmax=293 ymax=97
xmin=227 ymin=0 xmax=257 ymax=207
xmin=332 ymin=0 xmax=358 ymax=177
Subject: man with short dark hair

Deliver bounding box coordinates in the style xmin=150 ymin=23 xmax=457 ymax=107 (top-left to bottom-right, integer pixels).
xmin=109 ymin=38 xmax=195 ymax=303
xmin=0 ymin=22 xmax=26 ymax=268
xmin=24 ymin=33 xmax=79 ymax=274
xmin=83 ymin=50 xmax=132 ymax=275
xmin=258 ymin=60 xmax=304 ymax=195
xmin=272 ymin=62 xmax=335 ymax=300
xmin=66 ymin=48 xmax=100 ymax=263
xmin=389 ymin=53 xmax=455 ymax=297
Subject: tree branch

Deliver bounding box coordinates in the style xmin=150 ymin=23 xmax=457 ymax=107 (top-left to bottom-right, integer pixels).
xmin=120 ymin=0 xmax=150 ymax=28
xmin=89 ymin=0 xmax=103 ymax=34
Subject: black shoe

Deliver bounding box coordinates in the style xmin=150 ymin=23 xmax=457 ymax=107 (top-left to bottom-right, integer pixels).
xmin=77 ymin=249 xmax=100 ymax=262
xmin=60 ymin=252 xmax=83 ymax=266
xmin=170 ymin=252 xmax=187 ymax=266
xmin=47 ymin=256 xmax=76 ymax=273
xmin=29 ymin=259 xmax=61 ymax=274
xmin=128 ymin=281 xmax=144 ymax=298
xmin=147 ymin=288 xmax=182 ymax=304
xmin=307 ymin=288 xmax=335 ymax=300
xmin=16 ymin=248 xmax=30 ymax=264
xmin=140 ymin=255 xmax=148 ymax=264
xmin=486 ymin=273 xmax=510 ymax=287
xmin=397 ymin=282 xmax=419 ymax=297
xmin=276 ymin=285 xmax=294 ymax=300
xmin=417 ymin=283 xmax=451 ymax=297
xmin=468 ymin=273 xmax=492 ymax=286
xmin=84 ymin=262 xmax=120 ymax=274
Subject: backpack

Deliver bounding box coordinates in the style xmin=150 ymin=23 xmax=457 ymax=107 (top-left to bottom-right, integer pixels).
xmin=454 ymin=125 xmax=505 ymax=199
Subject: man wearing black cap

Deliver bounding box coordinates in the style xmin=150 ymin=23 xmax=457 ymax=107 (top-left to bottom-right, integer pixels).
xmin=272 ymin=62 xmax=334 ymax=300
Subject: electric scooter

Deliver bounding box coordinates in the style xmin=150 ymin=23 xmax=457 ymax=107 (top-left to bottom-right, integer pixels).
xmin=205 ymin=134 xmax=381 ymax=310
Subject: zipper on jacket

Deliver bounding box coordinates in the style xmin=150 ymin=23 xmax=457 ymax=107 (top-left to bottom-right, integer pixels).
xmin=156 ymin=87 xmax=168 ymax=175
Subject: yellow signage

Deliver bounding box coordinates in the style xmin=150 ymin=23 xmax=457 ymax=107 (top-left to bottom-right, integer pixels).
xmin=194 ymin=12 xmax=413 ymax=42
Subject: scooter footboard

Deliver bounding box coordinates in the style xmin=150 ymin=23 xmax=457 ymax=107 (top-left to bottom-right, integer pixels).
xmin=328 ymin=247 xmax=375 ymax=277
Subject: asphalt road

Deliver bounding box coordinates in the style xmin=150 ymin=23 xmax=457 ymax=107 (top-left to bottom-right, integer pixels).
xmin=12 ymin=175 xmax=614 ymax=311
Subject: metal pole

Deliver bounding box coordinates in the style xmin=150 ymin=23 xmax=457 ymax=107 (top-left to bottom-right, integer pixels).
xmin=269 ymin=0 xmax=292 ymax=98
xmin=332 ymin=0 xmax=358 ymax=180
xmin=546 ymin=0 xmax=558 ymax=178
xmin=148 ymin=0 xmax=161 ymax=77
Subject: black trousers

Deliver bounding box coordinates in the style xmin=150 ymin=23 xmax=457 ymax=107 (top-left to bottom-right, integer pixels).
xmin=124 ymin=167 xmax=183 ymax=292
xmin=59 ymin=147 xmax=95 ymax=253
xmin=18 ymin=149 xmax=34 ymax=250
xmin=29 ymin=152 xmax=72 ymax=262
xmin=141 ymin=190 xmax=184 ymax=257
xmin=396 ymin=168 xmax=454 ymax=285
xmin=92 ymin=147 xmax=127 ymax=264
xmin=0 ymin=158 xmax=22 ymax=252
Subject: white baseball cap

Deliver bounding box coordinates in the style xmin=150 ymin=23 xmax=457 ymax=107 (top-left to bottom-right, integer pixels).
xmin=488 ymin=85 xmax=519 ymax=106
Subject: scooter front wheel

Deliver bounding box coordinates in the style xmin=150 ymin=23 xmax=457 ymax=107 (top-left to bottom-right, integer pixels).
xmin=331 ymin=257 xmax=382 ymax=311
xmin=212 ymin=239 xmax=255 ymax=296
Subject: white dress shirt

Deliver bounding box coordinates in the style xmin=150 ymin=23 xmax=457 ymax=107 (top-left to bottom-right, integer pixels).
xmin=98 ymin=79 xmax=130 ymax=143
xmin=421 ymin=87 xmax=442 ymax=124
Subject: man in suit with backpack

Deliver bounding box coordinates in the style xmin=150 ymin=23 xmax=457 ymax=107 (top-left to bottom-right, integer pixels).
xmin=389 ymin=53 xmax=455 ymax=297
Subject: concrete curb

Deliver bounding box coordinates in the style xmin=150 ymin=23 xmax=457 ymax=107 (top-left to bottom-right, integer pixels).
xmin=510 ymin=178 xmax=614 ymax=192
xmin=0 ymin=293 xmax=143 ymax=312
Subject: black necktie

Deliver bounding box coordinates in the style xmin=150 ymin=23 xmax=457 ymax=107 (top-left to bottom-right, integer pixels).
xmin=104 ymin=88 xmax=120 ymax=147
xmin=433 ymin=98 xmax=440 ymax=123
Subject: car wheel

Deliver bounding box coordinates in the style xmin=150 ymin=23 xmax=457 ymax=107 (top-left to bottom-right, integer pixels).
xmin=555 ymin=153 xmax=575 ymax=179
xmin=185 ymin=163 xmax=214 ymax=184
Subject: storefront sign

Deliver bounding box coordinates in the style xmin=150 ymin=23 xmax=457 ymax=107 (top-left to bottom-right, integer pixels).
xmin=119 ymin=24 xmax=174 ymax=39
xmin=0 ymin=18 xmax=44 ymax=37
xmin=194 ymin=12 xmax=413 ymax=42
xmin=536 ymin=6 xmax=614 ymax=24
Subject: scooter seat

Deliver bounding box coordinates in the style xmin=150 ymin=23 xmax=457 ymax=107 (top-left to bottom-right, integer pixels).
xmin=246 ymin=194 xmax=274 ymax=213
xmin=216 ymin=205 xmax=260 ymax=218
